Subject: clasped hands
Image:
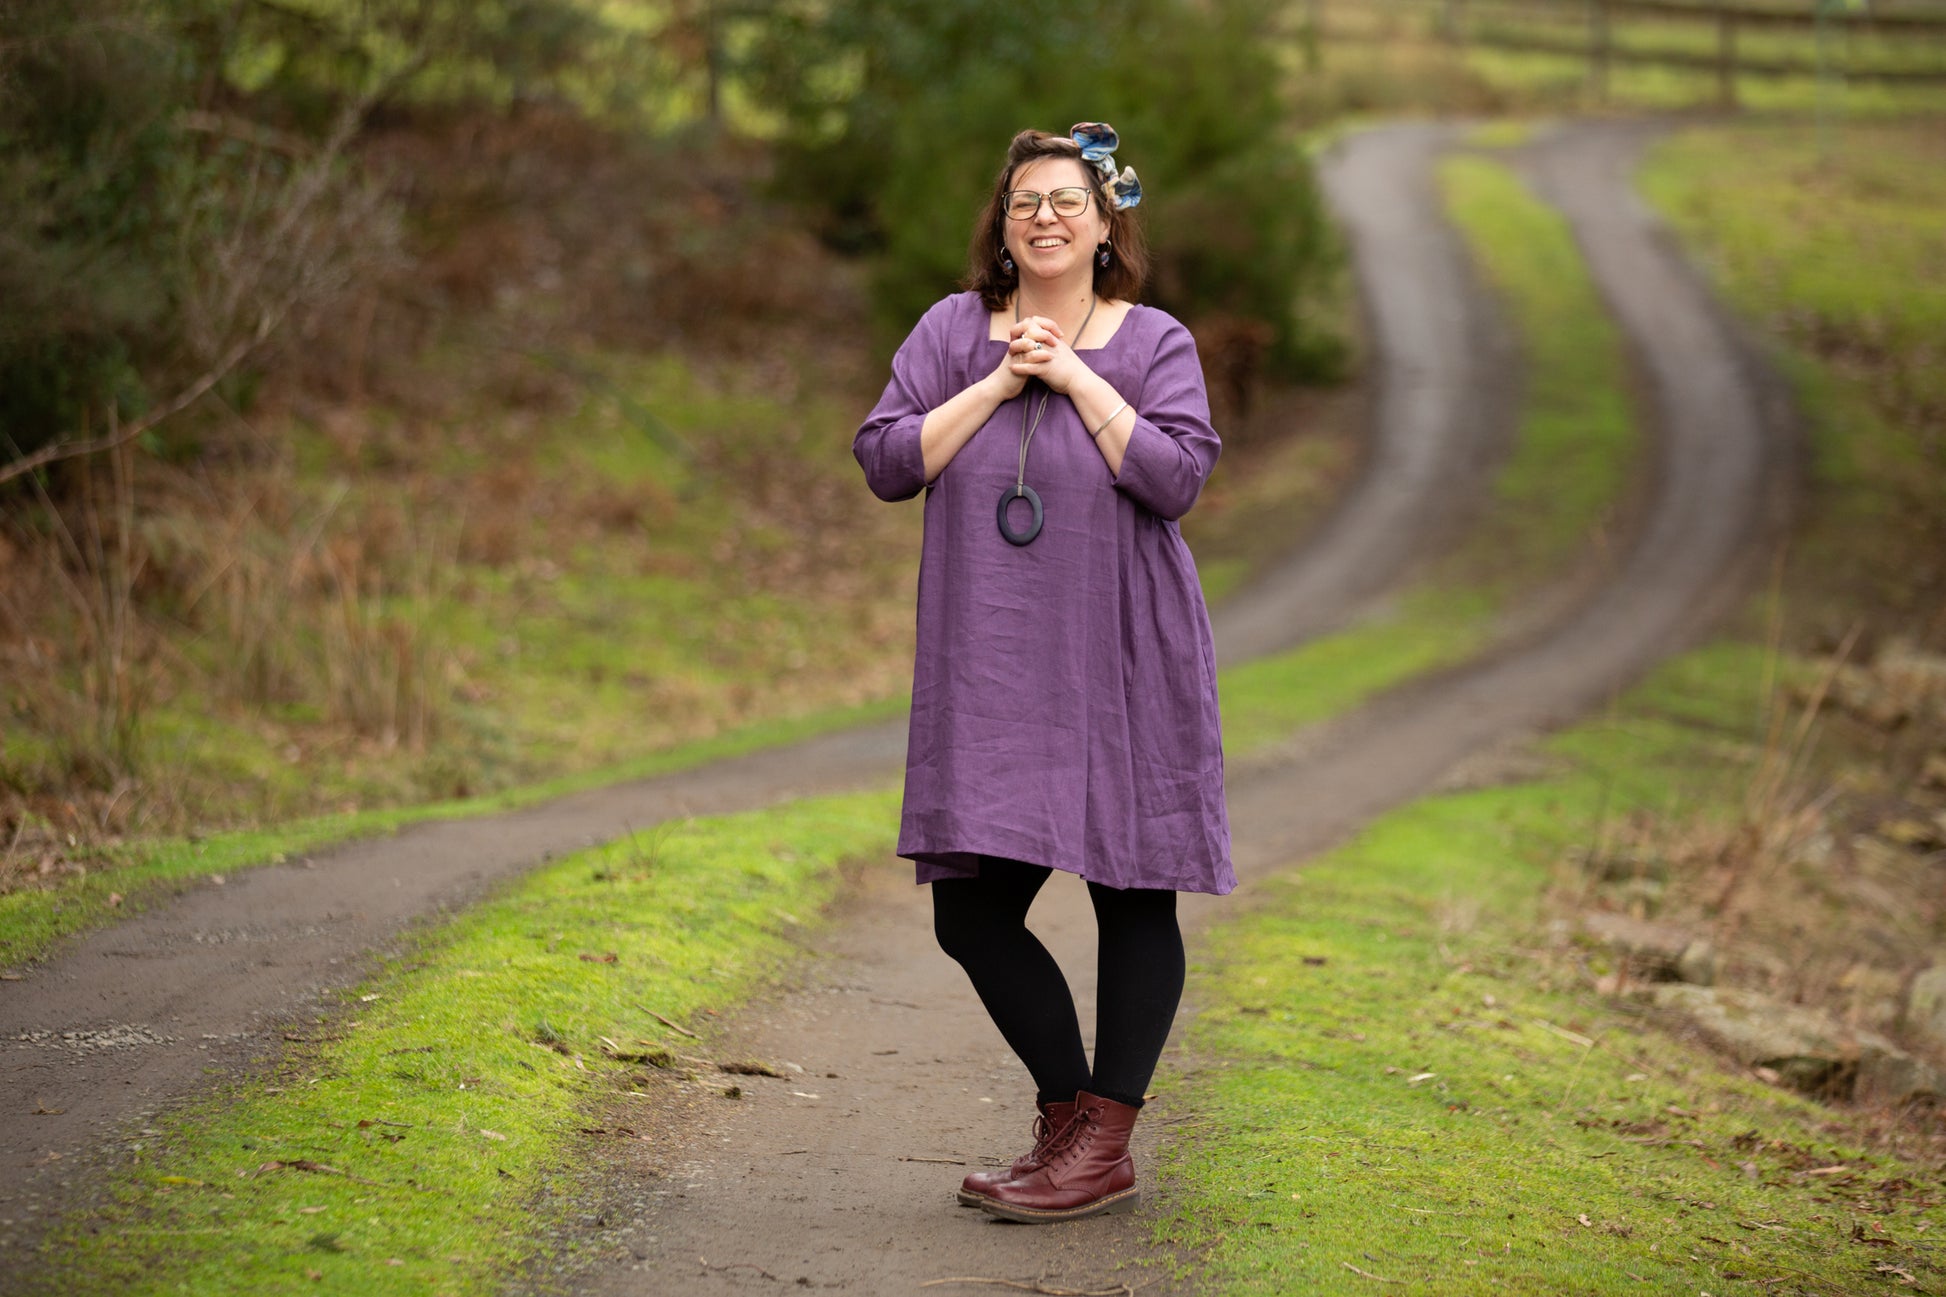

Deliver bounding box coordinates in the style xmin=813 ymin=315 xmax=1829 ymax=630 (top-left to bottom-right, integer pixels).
xmin=995 ymin=315 xmax=1090 ymax=397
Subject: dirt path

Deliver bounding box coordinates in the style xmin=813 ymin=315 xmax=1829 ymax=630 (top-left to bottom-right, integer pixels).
xmin=0 ymin=118 xmax=1787 ymax=1292
xmin=1212 ymin=122 xmax=1519 ymax=664
xmin=529 ymin=119 xmax=1791 ymax=1295
xmin=0 ymin=121 xmax=1512 ymax=1272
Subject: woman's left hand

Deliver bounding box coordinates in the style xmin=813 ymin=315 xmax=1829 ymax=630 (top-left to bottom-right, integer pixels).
xmin=1010 ymin=316 xmax=1094 ymax=395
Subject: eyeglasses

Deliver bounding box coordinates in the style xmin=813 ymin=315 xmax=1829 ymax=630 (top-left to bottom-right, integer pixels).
xmin=1003 ymin=187 xmax=1093 ymax=220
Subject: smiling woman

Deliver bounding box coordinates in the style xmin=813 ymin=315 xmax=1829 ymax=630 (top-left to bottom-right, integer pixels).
xmin=852 ymin=122 xmax=1231 ymax=1226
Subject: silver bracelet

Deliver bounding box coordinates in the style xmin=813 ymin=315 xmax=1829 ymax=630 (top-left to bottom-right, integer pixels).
xmin=1091 ymin=400 xmax=1129 ymax=440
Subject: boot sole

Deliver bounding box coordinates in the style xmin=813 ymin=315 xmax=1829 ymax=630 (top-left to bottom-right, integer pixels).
xmin=957 ymin=1189 xmax=996 ymax=1208
xmin=978 ymin=1186 xmax=1140 ymax=1224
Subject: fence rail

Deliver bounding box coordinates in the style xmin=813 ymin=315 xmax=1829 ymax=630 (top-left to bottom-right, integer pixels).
xmin=1293 ymin=0 xmax=1946 ymax=100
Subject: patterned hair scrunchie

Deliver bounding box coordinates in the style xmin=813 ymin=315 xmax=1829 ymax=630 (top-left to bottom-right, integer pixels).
xmin=1069 ymin=121 xmax=1142 ymax=211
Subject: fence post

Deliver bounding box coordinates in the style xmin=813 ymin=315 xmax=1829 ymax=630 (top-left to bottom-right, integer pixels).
xmin=1303 ymin=0 xmax=1324 ymax=71
xmin=1716 ymin=3 xmax=1738 ymax=110
xmin=1588 ymin=0 xmax=1611 ymax=104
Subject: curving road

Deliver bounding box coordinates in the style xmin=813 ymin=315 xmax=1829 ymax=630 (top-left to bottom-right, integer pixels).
xmin=0 ymin=118 xmax=1789 ymax=1295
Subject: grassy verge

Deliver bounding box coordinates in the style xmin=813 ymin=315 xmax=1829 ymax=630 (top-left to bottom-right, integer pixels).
xmin=1155 ymin=644 xmax=1945 ymax=1294
xmin=1 ymin=343 xmax=920 ymax=874
xmin=0 ymin=694 xmax=904 ymax=969
xmin=20 ymin=788 xmax=899 ymax=1296
xmin=1637 ymin=120 xmax=1946 ymax=643
xmin=1154 ymin=116 xmax=1946 ymax=1294
xmin=1213 ymin=146 xmax=1638 ymax=761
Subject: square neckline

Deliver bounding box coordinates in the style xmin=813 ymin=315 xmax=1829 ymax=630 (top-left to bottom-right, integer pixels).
xmin=985 ymin=298 xmax=1142 ymax=352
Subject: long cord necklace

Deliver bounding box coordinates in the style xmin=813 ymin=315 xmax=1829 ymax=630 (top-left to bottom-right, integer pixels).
xmin=997 ymin=293 xmax=1097 ymax=547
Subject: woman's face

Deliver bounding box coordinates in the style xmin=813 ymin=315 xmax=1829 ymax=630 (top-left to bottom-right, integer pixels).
xmin=1003 ymin=156 xmax=1111 ymax=289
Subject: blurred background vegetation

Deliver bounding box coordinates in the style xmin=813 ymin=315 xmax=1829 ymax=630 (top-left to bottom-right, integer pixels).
xmin=2 ymin=0 xmax=1942 ymax=884
xmin=0 ymin=0 xmax=1339 ymax=867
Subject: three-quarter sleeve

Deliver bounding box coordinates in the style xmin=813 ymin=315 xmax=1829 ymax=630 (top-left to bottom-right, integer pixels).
xmin=854 ymin=299 xmax=953 ymax=502
xmin=1112 ymin=319 xmax=1220 ymax=522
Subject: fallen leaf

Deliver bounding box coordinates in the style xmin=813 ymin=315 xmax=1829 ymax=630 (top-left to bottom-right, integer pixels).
xmin=32 ymin=1106 xmax=65 ymax=1116
xmin=578 ymin=952 xmax=618 ymax=964
xmin=1407 ymin=1072 xmax=1436 ymax=1085
xmin=481 ymin=1130 xmax=506 ymax=1141
xmin=1577 ymin=1214 xmax=1593 ymax=1228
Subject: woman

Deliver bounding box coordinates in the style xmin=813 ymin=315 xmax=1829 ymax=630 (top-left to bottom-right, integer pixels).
xmin=854 ymin=123 xmax=1233 ymax=1224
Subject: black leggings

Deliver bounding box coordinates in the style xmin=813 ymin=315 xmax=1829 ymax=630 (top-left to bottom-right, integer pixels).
xmin=932 ymin=856 xmax=1185 ymax=1110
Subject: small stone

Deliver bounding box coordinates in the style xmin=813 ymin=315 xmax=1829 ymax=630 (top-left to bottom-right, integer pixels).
xmin=1675 ymin=940 xmax=1716 ymax=988
xmin=1857 ymin=1049 xmax=1945 ymax=1106
xmin=1653 ymin=984 xmax=1907 ymax=1100
xmin=1905 ymin=967 xmax=1946 ymax=1055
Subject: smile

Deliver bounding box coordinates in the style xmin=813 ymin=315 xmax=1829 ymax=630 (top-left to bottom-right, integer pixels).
xmin=1028 ymin=237 xmax=1067 ymax=248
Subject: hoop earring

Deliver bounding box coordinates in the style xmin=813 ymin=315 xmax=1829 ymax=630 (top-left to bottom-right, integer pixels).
xmin=1096 ymin=242 xmax=1112 ymax=269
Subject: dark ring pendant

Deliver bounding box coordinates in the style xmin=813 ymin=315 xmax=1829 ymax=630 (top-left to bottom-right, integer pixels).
xmin=996 ymin=484 xmax=1043 ymax=547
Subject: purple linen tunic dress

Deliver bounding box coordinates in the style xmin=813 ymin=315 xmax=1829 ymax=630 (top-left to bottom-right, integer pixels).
xmin=855 ymin=292 xmax=1235 ymax=895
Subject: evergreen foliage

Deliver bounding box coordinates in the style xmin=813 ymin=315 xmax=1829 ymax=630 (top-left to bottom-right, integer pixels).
xmin=0 ymin=0 xmax=609 ymax=474
xmin=749 ymin=0 xmax=1341 ymax=377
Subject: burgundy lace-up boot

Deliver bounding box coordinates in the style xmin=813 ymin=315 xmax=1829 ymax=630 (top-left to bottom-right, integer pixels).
xmin=977 ymin=1090 xmax=1140 ymax=1223
xmin=958 ymin=1100 xmax=1078 ymax=1207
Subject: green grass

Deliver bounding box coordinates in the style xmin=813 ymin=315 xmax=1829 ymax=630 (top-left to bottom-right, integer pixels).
xmin=1637 ymin=120 xmax=1946 ymax=633
xmin=0 ymin=695 xmax=904 ymax=969
xmin=1154 ymin=642 xmax=1945 ymax=1294
xmin=1154 ymin=118 xmax=1946 ymax=1294
xmin=1 ymin=342 xmax=920 ymax=868
xmin=1210 ymin=149 xmax=1642 ymax=761
xmin=22 ymin=788 xmax=900 ymax=1296
xmin=1287 ymin=4 xmax=1946 ymax=118
xmin=1440 ymin=154 xmax=1635 ymax=586
xmin=1220 ymin=589 xmax=1497 ymax=757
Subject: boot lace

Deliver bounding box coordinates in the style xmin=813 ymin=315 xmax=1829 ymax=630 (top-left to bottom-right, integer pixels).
xmin=1041 ymin=1106 xmax=1103 ymax=1172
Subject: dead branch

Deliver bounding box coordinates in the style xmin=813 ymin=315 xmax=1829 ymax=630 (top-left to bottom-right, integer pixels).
xmin=0 ymin=49 xmax=425 ymax=489
xmin=639 ymin=1005 xmax=700 ymax=1038
xmin=920 ymin=1279 xmax=1144 ymax=1296
xmin=0 ymin=325 xmax=272 ymax=489
xmin=1340 ymin=1261 xmax=1405 ymax=1284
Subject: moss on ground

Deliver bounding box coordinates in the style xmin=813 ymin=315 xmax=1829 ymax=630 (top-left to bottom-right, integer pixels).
xmin=1156 ymin=645 xmax=1945 ymax=1294
xmin=20 ymin=790 xmax=899 ymax=1296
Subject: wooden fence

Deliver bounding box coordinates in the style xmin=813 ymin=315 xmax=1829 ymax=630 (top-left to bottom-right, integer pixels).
xmin=1290 ymin=0 xmax=1946 ymax=104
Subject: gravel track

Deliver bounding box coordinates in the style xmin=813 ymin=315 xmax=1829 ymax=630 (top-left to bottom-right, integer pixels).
xmin=0 ymin=119 xmax=1789 ymax=1295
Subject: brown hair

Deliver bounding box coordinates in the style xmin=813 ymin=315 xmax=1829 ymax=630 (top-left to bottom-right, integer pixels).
xmin=963 ymin=129 xmax=1150 ymax=311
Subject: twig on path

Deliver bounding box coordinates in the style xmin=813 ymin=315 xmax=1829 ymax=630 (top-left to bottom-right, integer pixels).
xmin=898 ymin=1156 xmax=966 ymax=1165
xmin=637 ymin=1004 xmax=699 ymax=1038
xmin=699 ymin=1258 xmax=778 ymax=1281
xmin=253 ymin=1159 xmax=383 ymax=1187
xmin=919 ymin=1278 xmax=1145 ymax=1296
xmin=1340 ymin=1261 xmax=1405 ymax=1285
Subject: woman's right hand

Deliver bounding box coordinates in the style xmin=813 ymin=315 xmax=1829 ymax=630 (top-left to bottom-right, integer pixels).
xmin=989 ymin=316 xmax=1065 ymax=401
